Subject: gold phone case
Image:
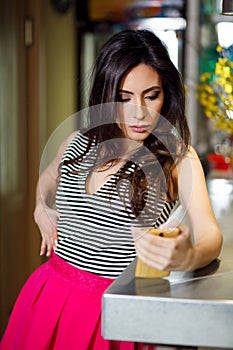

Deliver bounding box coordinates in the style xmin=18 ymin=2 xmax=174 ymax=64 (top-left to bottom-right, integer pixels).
xmin=135 ymin=228 xmax=180 ymax=278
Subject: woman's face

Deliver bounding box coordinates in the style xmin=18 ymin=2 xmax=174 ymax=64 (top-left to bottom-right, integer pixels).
xmin=117 ymin=63 xmax=164 ymax=143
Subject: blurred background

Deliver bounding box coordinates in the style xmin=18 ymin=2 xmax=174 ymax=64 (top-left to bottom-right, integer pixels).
xmin=0 ymin=0 xmax=233 ymax=336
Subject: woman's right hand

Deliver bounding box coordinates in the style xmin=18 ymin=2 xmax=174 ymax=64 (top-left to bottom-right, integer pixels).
xmin=34 ymin=205 xmax=59 ymax=257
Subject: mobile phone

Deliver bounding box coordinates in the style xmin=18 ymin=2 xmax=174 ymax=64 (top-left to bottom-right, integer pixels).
xmin=135 ymin=227 xmax=180 ymax=278
xmin=146 ymin=227 xmax=180 ymax=238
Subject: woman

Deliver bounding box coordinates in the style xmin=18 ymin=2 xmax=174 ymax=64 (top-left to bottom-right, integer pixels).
xmin=1 ymin=29 xmax=222 ymax=350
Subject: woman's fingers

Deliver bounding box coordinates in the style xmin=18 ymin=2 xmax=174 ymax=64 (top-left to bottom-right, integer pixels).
xmin=36 ymin=208 xmax=59 ymax=256
xmin=39 ymin=227 xmax=58 ymax=257
xmin=135 ymin=240 xmax=171 ymax=270
xmin=40 ymin=239 xmax=47 ymax=256
xmin=132 ymin=224 xmax=193 ymax=271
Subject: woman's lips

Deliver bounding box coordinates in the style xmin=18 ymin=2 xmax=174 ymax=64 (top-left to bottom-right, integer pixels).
xmin=130 ymin=125 xmax=149 ymax=133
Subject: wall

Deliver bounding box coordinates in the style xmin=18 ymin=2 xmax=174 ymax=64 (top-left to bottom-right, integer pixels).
xmin=44 ymin=0 xmax=77 ymax=145
xmin=0 ymin=0 xmax=78 ymax=335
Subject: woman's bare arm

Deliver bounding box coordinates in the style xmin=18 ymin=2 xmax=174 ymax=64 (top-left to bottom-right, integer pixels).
xmin=34 ymin=131 xmax=78 ymax=256
xmin=133 ymin=146 xmax=223 ymax=272
xmin=177 ymin=146 xmax=223 ymax=270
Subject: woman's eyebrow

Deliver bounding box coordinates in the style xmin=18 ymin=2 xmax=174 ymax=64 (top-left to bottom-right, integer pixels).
xmin=118 ymin=89 xmax=133 ymax=95
xmin=118 ymin=86 xmax=161 ymax=95
xmin=143 ymin=86 xmax=161 ymax=94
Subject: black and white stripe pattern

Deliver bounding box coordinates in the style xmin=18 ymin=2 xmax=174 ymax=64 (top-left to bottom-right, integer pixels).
xmin=55 ymin=132 xmax=176 ymax=278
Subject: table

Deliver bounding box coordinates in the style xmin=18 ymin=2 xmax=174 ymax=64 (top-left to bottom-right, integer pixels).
xmin=102 ymin=178 xmax=233 ymax=348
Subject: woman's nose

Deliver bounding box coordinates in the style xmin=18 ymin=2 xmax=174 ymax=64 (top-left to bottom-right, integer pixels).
xmin=133 ymin=103 xmax=146 ymax=120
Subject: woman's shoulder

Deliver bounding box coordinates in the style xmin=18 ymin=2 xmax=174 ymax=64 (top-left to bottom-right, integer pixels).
xmin=64 ymin=130 xmax=90 ymax=153
xmin=176 ymin=145 xmax=199 ymax=165
xmin=177 ymin=145 xmax=205 ymax=180
xmin=185 ymin=145 xmax=199 ymax=159
xmin=56 ymin=130 xmax=87 ymax=163
xmin=66 ymin=130 xmax=89 ymax=145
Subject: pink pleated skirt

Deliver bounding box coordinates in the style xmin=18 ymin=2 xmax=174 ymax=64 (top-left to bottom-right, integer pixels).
xmin=0 ymin=253 xmax=154 ymax=350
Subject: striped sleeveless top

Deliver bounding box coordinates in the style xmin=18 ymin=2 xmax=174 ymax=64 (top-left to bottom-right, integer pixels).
xmin=55 ymin=132 xmax=177 ymax=278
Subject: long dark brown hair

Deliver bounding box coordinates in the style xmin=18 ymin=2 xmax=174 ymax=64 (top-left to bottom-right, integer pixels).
xmin=64 ymin=29 xmax=191 ymax=221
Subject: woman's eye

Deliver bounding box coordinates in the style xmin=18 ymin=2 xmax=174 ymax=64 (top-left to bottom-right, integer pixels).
xmin=145 ymin=91 xmax=160 ymax=100
xmin=117 ymin=95 xmax=131 ymax=103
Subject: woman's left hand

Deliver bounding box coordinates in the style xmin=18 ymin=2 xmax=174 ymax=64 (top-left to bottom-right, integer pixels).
xmin=132 ymin=223 xmax=194 ymax=272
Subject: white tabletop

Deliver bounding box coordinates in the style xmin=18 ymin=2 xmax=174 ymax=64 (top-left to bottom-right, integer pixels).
xmin=102 ymin=178 xmax=233 ymax=348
